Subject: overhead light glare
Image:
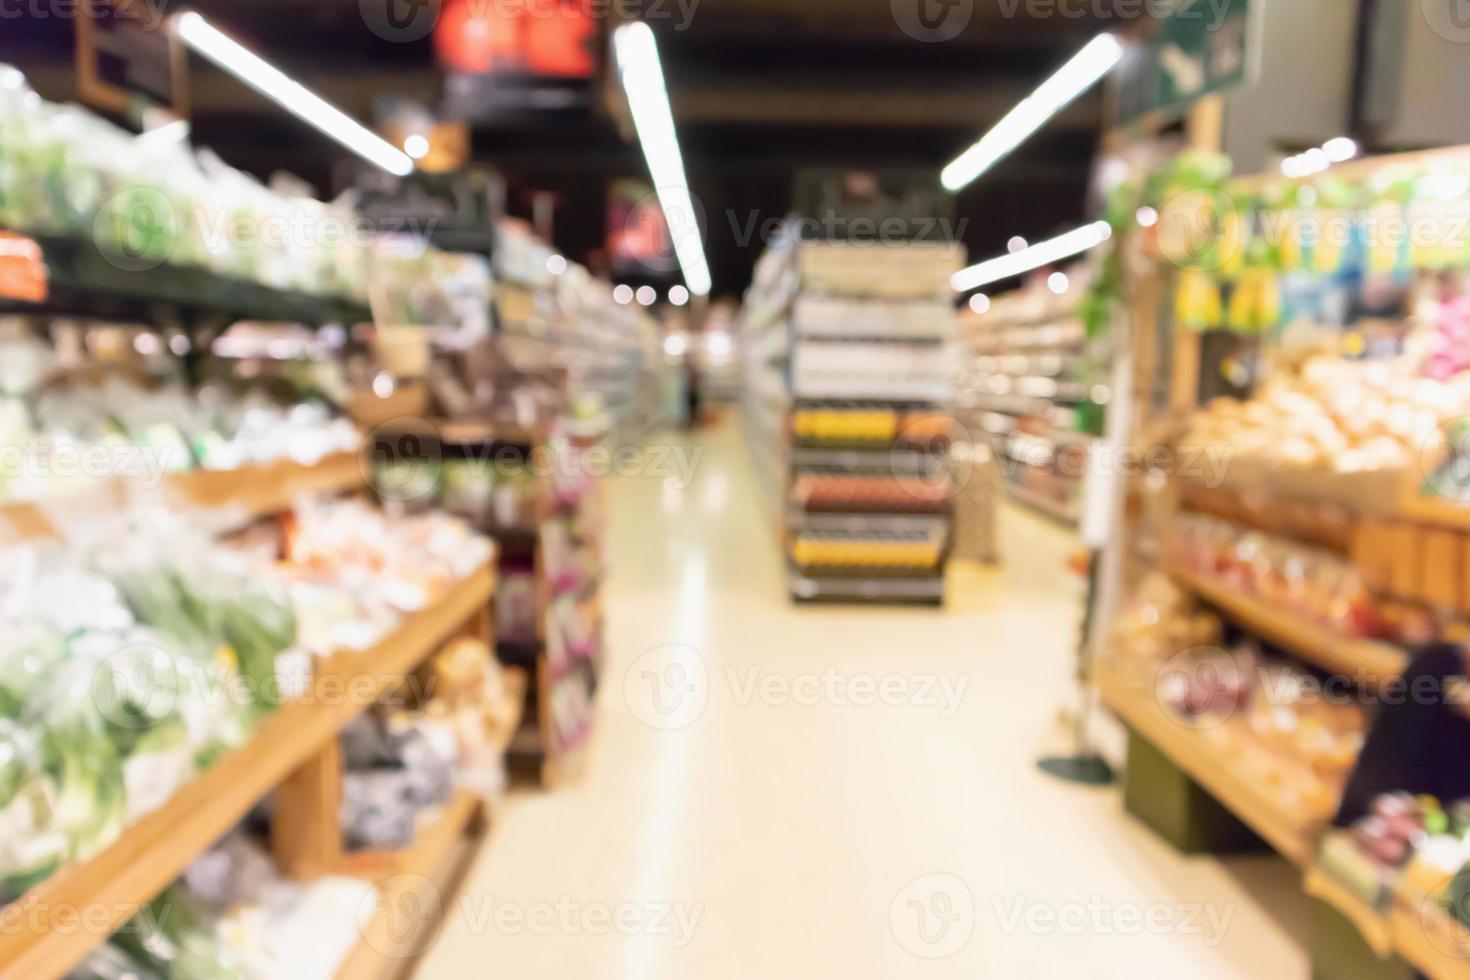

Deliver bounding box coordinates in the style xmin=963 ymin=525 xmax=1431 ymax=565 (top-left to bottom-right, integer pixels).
xmin=951 ymin=221 xmax=1111 ymax=292
xmin=941 ymin=33 xmax=1121 ymax=191
xmin=174 ymin=12 xmax=413 ymax=176
xmin=613 ymin=23 xmax=712 ymax=297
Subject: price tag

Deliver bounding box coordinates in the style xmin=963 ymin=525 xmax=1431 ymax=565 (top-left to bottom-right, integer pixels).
xmin=0 ymin=233 xmax=47 ymax=303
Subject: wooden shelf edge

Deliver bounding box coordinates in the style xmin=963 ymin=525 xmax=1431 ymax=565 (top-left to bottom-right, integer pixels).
xmin=1389 ymin=902 xmax=1470 ymax=980
xmin=1305 ymin=867 xmax=1395 ymax=958
xmin=1096 ymin=666 xmax=1318 ymax=866
xmin=1166 ymin=565 xmax=1407 ymax=686
xmin=0 ymin=565 xmax=493 ymax=980
xmin=0 ymin=451 xmax=366 ymax=544
xmin=338 ymin=789 xmax=484 ymax=880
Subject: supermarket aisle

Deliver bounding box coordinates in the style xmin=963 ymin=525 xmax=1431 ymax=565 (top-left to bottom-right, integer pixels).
xmin=418 ymin=418 xmax=1308 ymax=979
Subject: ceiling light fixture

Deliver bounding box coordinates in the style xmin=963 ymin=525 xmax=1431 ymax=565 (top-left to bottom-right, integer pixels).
xmin=952 ymin=221 xmax=1111 ymax=292
xmin=174 ymin=12 xmax=413 ymax=177
xmin=942 ymin=33 xmax=1122 ymax=192
xmin=613 ymin=22 xmax=712 ymax=297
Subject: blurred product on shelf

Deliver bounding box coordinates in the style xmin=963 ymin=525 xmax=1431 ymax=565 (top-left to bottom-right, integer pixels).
xmin=957 ymin=264 xmax=1101 ymax=526
xmin=70 ymin=834 xmax=373 ymax=980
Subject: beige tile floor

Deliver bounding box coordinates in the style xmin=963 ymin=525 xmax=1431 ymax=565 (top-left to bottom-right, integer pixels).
xmin=416 ymin=417 xmax=1310 ymax=978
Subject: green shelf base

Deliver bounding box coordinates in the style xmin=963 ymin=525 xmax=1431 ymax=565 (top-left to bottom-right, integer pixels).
xmin=1121 ymin=726 xmax=1269 ymax=857
xmin=1308 ymin=896 xmax=1413 ymax=980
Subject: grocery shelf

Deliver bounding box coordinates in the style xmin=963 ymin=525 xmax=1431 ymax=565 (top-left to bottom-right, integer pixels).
xmin=7 ymin=231 xmax=370 ymax=328
xmin=1304 ymin=866 xmax=1395 ymax=957
xmin=1390 ymin=902 xmax=1470 ymax=980
xmin=1095 ymin=665 xmax=1321 ymax=866
xmin=0 ymin=564 xmax=495 ymax=980
xmin=338 ymin=789 xmax=484 ymax=880
xmin=788 ymin=569 xmax=945 ymax=604
xmin=1166 ymin=565 xmax=1408 ymax=687
xmin=788 ymin=511 xmax=951 ymax=535
xmin=790 ymin=446 xmax=948 ymax=475
xmin=0 ymin=451 xmax=366 ymax=542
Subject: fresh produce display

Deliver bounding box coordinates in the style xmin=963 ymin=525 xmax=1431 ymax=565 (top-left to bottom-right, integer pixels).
xmin=1182 ymin=353 xmax=1469 ymax=478
xmin=0 ymin=69 xmax=371 ymax=300
xmin=0 ymin=331 xmax=359 ymax=504
xmin=1319 ymin=792 xmax=1470 ymax=927
xmin=68 ymin=834 xmax=374 ymax=980
xmin=1165 ymin=513 xmax=1382 ymax=639
xmin=0 ymin=541 xmax=285 ymax=902
xmin=1104 ymin=574 xmax=1362 ymax=819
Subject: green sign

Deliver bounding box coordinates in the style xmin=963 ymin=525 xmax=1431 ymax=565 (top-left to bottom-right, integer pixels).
xmin=1117 ymin=0 xmax=1253 ymax=122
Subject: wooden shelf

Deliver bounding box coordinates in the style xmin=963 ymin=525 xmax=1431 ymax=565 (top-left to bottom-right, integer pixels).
xmin=1166 ymin=565 xmax=1407 ymax=687
xmin=0 ymin=451 xmax=365 ymax=543
xmin=1390 ymin=902 xmax=1470 ymax=980
xmin=7 ymin=231 xmax=370 ymax=328
xmin=0 ymin=564 xmax=494 ymax=980
xmin=338 ymin=789 xmax=484 ymax=880
xmin=1096 ymin=665 xmax=1325 ymax=866
xmin=1305 ymin=866 xmax=1394 ymax=958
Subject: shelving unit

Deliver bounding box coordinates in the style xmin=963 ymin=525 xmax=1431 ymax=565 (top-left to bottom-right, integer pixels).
xmin=741 ymin=238 xmax=963 ymax=605
xmin=1096 ymin=664 xmax=1324 ymax=866
xmin=1165 ymin=565 xmax=1408 ymax=686
xmin=0 ymin=564 xmax=495 ymax=979
xmin=2 ymin=232 xmax=372 ymax=329
xmin=957 ymin=272 xmax=1096 ymax=526
xmin=0 ymin=451 xmax=365 ymax=543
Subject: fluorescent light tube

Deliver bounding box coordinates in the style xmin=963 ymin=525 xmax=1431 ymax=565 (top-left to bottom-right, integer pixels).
xmin=952 ymin=221 xmax=1111 ymax=292
xmin=174 ymin=12 xmax=414 ymax=177
xmin=942 ymin=34 xmax=1121 ymax=192
xmin=613 ymin=22 xmax=712 ymax=297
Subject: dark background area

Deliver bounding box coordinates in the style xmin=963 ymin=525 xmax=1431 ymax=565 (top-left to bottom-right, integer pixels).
xmin=8 ymin=0 xmax=1111 ymax=299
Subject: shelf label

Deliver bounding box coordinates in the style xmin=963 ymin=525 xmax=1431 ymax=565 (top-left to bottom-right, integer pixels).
xmin=0 ymin=233 xmax=47 ymax=303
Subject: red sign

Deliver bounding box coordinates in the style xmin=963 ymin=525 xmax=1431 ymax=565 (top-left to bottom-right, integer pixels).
xmin=0 ymin=234 xmax=48 ymax=303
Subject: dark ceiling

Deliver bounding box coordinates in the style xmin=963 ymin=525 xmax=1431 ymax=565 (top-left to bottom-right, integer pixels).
xmin=7 ymin=0 xmax=1113 ymax=298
